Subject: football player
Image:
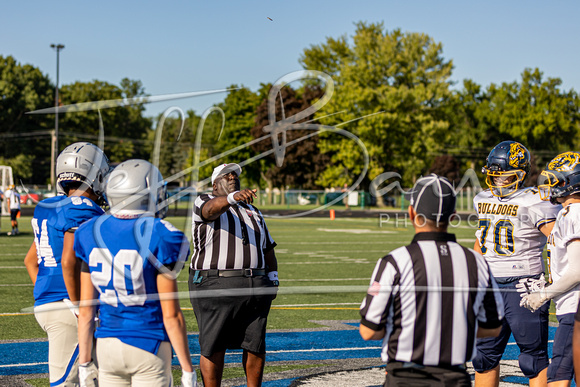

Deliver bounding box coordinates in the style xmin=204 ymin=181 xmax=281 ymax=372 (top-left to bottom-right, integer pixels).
xmin=5 ymin=184 xmax=21 ymax=235
xmin=520 ymin=152 xmax=580 ymax=386
xmin=23 ymin=142 xmax=109 ymax=386
xmin=75 ymin=160 xmax=196 ymax=387
xmin=472 ymin=141 xmax=560 ymax=387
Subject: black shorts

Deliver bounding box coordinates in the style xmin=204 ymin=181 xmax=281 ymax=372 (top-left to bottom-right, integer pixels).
xmin=386 ymin=362 xmax=470 ymax=387
xmin=188 ymin=271 xmax=275 ymax=357
xmin=10 ymin=209 xmax=19 ymax=221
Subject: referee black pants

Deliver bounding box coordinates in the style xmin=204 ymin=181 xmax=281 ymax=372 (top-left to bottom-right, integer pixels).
xmin=385 ymin=362 xmax=470 ymax=387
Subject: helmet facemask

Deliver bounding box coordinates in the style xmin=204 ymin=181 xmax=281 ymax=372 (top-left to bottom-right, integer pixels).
xmin=537 ymin=170 xmax=563 ymax=203
xmin=483 ymin=168 xmax=526 ymax=198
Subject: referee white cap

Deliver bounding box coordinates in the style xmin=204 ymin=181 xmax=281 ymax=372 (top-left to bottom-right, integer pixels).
xmin=211 ymin=163 xmax=242 ymax=184
xmin=408 ymin=174 xmax=456 ymax=223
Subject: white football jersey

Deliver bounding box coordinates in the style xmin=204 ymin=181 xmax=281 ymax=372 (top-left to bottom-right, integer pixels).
xmin=474 ymin=188 xmax=560 ymax=278
xmin=547 ymin=203 xmax=580 ymax=315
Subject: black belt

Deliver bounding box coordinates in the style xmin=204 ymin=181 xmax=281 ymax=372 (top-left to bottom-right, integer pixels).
xmin=388 ymin=361 xmax=466 ymax=373
xmin=197 ymin=269 xmax=266 ymax=278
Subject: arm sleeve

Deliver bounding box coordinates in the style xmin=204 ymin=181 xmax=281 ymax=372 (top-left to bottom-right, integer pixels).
xmin=545 ymin=241 xmax=580 ymax=300
xmin=360 ymin=255 xmax=399 ymax=331
xmin=80 ymin=260 xmax=90 ymax=273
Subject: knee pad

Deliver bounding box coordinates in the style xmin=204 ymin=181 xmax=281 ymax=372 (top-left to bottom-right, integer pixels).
xmin=472 ymin=351 xmax=501 ymax=373
xmin=519 ymin=352 xmax=549 ymax=378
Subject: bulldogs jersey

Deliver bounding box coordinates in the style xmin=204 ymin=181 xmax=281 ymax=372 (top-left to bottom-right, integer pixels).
xmin=474 ymin=188 xmax=560 ymax=278
xmin=74 ymin=216 xmax=190 ymax=354
xmin=32 ymin=195 xmax=104 ymax=307
xmin=546 ymin=203 xmax=580 ymax=315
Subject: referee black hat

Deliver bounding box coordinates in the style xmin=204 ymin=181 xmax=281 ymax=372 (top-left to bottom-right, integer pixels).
xmin=407 ymin=174 xmax=456 ymax=223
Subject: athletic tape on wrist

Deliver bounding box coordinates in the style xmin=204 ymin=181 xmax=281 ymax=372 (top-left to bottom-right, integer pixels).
xmin=227 ymin=191 xmax=239 ymax=205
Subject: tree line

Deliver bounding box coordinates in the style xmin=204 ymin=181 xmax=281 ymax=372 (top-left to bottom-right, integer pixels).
xmin=1 ymin=22 xmax=579 ymax=194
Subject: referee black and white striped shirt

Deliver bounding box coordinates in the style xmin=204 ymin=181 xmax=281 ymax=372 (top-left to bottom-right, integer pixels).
xmin=360 ymin=232 xmax=504 ymax=367
xmin=191 ymin=194 xmax=276 ymax=270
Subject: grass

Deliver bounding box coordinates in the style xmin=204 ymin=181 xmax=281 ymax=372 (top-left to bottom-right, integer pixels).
xmin=0 ymin=211 xmax=556 ymax=385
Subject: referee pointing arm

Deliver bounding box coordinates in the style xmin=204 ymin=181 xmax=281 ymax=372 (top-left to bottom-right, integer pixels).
xmin=359 ymin=174 xmax=505 ymax=387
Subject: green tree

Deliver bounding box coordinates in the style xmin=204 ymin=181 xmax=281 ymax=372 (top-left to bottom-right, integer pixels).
xmin=59 ymin=78 xmax=152 ymax=161
xmin=300 ymin=22 xmax=454 ymax=187
xmin=486 ymin=68 xmax=579 ymax=156
xmin=250 ymin=84 xmax=329 ymax=190
xmin=149 ymin=109 xmax=200 ymax=186
xmin=0 ymin=154 xmax=35 ymax=181
xmin=0 ymin=55 xmax=54 ymax=183
xmin=444 ymin=70 xmax=580 ymax=177
xmin=211 ymin=85 xmax=263 ymax=187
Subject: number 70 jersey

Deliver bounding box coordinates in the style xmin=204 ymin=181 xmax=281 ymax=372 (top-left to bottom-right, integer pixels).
xmin=473 ymin=188 xmax=560 ymax=278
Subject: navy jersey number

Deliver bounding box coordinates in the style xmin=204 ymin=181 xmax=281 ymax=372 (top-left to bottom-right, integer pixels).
xmin=478 ymin=219 xmax=515 ymax=256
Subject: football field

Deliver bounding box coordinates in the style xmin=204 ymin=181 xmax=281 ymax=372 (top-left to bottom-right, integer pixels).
xmin=0 ymin=212 xmax=563 ymax=386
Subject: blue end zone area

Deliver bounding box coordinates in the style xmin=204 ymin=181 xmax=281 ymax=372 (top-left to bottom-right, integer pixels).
xmin=0 ymin=325 xmax=559 ymax=386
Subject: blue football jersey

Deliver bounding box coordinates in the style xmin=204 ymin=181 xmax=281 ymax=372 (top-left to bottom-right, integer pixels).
xmin=74 ymin=216 xmax=190 ymax=353
xmin=32 ymin=195 xmax=104 ymax=306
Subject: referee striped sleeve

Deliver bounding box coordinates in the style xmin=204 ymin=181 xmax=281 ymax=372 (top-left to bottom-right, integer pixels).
xmin=360 ymin=254 xmax=399 ymax=331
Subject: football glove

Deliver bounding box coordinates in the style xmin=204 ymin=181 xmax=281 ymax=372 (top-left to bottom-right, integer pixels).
xmin=520 ymin=288 xmax=550 ymax=312
xmin=515 ymin=277 xmax=546 ymax=295
xmin=181 ymin=369 xmax=197 ymax=387
xmin=79 ymin=361 xmax=98 ymax=387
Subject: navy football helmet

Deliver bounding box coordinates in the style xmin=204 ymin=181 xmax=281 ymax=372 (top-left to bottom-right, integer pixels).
xmin=538 ymin=152 xmax=580 ymax=204
xmin=482 ymin=141 xmax=531 ymax=197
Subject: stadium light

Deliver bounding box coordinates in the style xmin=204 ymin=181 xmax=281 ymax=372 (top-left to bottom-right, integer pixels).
xmin=50 ymin=43 xmax=65 ymax=193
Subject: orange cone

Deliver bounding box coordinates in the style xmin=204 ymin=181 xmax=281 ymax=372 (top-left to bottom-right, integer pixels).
xmin=330 ymin=209 xmax=335 ymax=220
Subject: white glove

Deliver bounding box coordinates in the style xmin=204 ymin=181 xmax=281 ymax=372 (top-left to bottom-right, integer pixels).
xmin=181 ymin=369 xmax=197 ymax=387
xmin=516 ymin=277 xmax=546 ymax=295
xmin=62 ymin=298 xmax=79 ymax=318
xmin=520 ymin=288 xmax=550 ymax=312
xmin=79 ymin=361 xmax=98 ymax=387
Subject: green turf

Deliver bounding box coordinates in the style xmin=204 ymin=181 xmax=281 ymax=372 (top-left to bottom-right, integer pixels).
xmin=0 ymin=212 xmax=557 ymax=386
xmin=0 ymin=213 xmax=555 ymax=341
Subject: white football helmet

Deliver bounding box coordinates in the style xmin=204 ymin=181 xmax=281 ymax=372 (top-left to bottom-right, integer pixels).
xmin=56 ymin=142 xmax=110 ymax=198
xmin=106 ymin=159 xmax=168 ymax=218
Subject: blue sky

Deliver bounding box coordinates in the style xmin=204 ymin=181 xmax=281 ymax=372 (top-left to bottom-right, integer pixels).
xmin=2 ymin=1 xmax=579 ymax=119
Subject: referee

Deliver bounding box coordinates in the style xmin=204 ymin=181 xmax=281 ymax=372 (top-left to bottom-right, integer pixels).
xmin=359 ymin=174 xmax=505 ymax=386
xmin=189 ymin=163 xmax=279 ymax=387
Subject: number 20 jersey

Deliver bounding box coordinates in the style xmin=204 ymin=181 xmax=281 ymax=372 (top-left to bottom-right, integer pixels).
xmin=474 ymin=188 xmax=560 ymax=278
xmin=32 ymin=195 xmax=104 ymax=307
xmin=546 ymin=203 xmax=580 ymax=315
xmin=74 ymin=216 xmax=190 ymax=351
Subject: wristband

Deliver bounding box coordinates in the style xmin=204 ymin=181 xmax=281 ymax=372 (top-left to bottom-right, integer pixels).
xmin=227 ymin=191 xmax=239 ymax=205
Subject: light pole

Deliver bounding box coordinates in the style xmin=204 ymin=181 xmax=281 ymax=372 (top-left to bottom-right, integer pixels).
xmin=50 ymin=43 xmax=64 ymax=192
